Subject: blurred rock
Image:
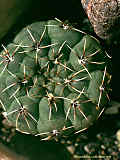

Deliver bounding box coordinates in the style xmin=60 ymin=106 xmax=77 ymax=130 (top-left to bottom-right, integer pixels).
xmin=81 ymin=0 xmax=120 ymax=41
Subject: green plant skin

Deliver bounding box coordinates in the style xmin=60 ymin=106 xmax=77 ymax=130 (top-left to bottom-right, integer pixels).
xmin=69 ymin=35 xmax=105 ymax=73
xmin=0 ymin=43 xmax=25 ymax=74
xmin=7 ymin=96 xmax=39 ymax=134
xmin=0 ymin=74 xmax=14 ymax=109
xmin=0 ymin=19 xmax=111 ymax=139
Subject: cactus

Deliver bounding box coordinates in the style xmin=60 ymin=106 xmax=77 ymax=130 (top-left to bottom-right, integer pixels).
xmin=0 ymin=18 xmax=111 ymax=140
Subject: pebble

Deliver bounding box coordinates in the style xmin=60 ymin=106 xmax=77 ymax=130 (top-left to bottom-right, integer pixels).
xmin=116 ymin=129 xmax=120 ymax=142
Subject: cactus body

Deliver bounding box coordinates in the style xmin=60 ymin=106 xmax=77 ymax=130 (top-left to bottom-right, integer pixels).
xmin=0 ymin=19 xmax=111 ymax=140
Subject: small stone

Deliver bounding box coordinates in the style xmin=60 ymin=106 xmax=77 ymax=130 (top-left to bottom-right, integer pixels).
xmin=67 ymin=140 xmax=72 ymax=145
xmin=116 ymin=130 xmax=120 ymax=142
xmin=96 ymin=133 xmax=102 ymax=140
xmin=84 ymin=145 xmax=90 ymax=153
xmin=67 ymin=145 xmax=75 ymax=155
xmin=74 ymin=143 xmax=79 ymax=147
xmin=101 ymin=144 xmax=106 ymax=150
xmin=60 ymin=139 xmax=65 ymax=144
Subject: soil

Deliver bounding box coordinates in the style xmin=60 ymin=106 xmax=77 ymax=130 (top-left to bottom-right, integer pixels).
xmin=0 ymin=106 xmax=120 ymax=160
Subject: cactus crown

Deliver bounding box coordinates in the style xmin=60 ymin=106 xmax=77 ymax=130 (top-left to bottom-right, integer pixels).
xmin=0 ymin=18 xmax=111 ymax=140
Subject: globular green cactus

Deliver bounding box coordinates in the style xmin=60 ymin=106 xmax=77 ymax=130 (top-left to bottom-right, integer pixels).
xmin=0 ymin=18 xmax=111 ymax=140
